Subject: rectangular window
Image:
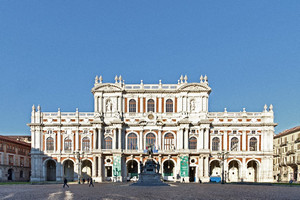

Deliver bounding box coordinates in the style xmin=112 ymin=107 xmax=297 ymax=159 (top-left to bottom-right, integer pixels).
xmin=9 ymin=155 xmax=14 ymax=165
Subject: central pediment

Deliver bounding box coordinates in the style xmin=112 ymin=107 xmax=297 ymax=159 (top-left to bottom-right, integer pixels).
xmin=177 ymin=83 xmax=211 ymax=93
xmin=92 ymin=83 xmax=123 ymax=93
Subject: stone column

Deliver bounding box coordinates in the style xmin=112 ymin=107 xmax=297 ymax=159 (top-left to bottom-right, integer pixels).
xmin=204 ymin=156 xmax=209 ymax=179
xmin=58 ymin=130 xmax=61 ymax=153
xmin=113 ymin=129 xmax=117 ymax=150
xmin=180 ymin=128 xmax=184 ymax=150
xmin=198 ymin=128 xmax=203 ymax=150
xmin=93 ymin=128 xmax=97 ymax=150
xmin=92 ymin=155 xmax=96 ymax=178
xmin=242 ymin=131 xmax=246 ymax=151
xmin=98 ymin=154 xmax=103 ymax=182
xmin=98 ymin=126 xmax=102 ymax=150
xmin=184 ymin=128 xmax=189 ymax=150
xmin=198 ymin=156 xmax=204 ymax=179
xmin=204 ymin=128 xmax=209 ymax=150
xmin=99 ymin=95 xmax=103 ymax=113
xmin=158 ymin=129 xmax=162 ymax=151
xmin=36 ymin=127 xmax=41 ymax=150
xmin=139 ymin=129 xmax=143 ymax=151
xmin=159 ymin=155 xmax=162 ymax=174
xmin=75 ymin=130 xmax=79 ymax=151
xmin=118 ymin=128 xmax=122 ymax=150
xmin=94 ymin=96 xmax=98 ymax=112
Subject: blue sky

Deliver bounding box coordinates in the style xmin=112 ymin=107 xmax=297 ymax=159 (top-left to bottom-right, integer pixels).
xmin=0 ymin=1 xmax=299 ymax=135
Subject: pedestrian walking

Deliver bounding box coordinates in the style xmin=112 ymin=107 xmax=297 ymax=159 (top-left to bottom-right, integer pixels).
xmin=83 ymin=178 xmax=85 ymax=184
xmin=89 ymin=178 xmax=94 ymax=187
xmin=63 ymin=178 xmax=69 ymax=188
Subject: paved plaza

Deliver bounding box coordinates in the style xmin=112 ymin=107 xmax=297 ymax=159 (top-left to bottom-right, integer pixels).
xmin=1 ymin=183 xmax=300 ymax=200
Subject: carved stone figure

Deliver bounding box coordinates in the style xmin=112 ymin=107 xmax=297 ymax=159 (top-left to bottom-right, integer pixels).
xmin=190 ymin=100 xmax=195 ymax=111
xmin=106 ymin=100 xmax=112 ymax=112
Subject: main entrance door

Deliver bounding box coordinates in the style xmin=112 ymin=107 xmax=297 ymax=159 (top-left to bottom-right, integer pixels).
xmin=189 ymin=167 xmax=196 ymax=182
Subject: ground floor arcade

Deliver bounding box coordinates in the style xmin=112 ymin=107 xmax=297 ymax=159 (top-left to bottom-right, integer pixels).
xmin=30 ymin=153 xmax=272 ymax=183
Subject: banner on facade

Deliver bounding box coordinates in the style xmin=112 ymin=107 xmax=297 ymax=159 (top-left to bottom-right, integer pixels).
xmin=180 ymin=156 xmax=189 ymax=177
xmin=113 ymin=156 xmax=121 ymax=177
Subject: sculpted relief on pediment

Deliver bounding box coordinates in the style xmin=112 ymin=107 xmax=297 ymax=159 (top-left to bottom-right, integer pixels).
xmin=94 ymin=84 xmax=122 ymax=92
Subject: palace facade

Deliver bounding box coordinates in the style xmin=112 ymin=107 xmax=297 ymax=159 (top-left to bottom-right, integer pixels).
xmin=28 ymin=75 xmax=276 ymax=183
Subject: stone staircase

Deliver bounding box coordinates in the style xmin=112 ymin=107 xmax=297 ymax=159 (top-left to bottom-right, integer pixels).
xmin=131 ymin=173 xmax=169 ymax=186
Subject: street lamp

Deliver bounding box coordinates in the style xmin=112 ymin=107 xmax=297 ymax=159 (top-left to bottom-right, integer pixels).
xmin=217 ymin=149 xmax=229 ymax=184
xmin=75 ymin=151 xmax=84 ymax=184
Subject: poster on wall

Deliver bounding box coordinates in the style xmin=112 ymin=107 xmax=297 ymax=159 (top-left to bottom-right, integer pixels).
xmin=180 ymin=156 xmax=189 ymax=177
xmin=113 ymin=156 xmax=121 ymax=177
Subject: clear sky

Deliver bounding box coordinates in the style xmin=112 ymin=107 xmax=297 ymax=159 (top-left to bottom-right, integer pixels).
xmin=0 ymin=0 xmax=299 ymax=135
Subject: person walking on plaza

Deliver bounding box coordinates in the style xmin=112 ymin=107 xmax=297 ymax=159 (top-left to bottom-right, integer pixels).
xmin=63 ymin=178 xmax=69 ymax=188
xmin=89 ymin=178 xmax=94 ymax=187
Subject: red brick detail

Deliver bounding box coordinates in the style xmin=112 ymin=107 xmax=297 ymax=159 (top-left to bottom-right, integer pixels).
xmin=175 ymin=97 xmax=177 ymax=113
xmin=161 ymin=98 xmax=164 ymax=112
xmin=125 ymin=98 xmax=128 ymax=113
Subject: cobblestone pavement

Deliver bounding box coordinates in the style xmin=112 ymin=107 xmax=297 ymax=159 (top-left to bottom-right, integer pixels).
xmin=0 ymin=182 xmax=300 ymax=200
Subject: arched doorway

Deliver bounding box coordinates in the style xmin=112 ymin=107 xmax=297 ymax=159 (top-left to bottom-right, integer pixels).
xmin=81 ymin=160 xmax=92 ymax=179
xmin=247 ymin=160 xmax=258 ymax=182
xmin=290 ymin=165 xmax=298 ymax=181
xmin=46 ymin=160 xmax=56 ymax=181
xmin=8 ymin=168 xmax=14 ymax=181
xmin=209 ymin=160 xmax=221 ymax=177
xmin=163 ymin=160 xmax=174 ymax=180
xmin=127 ymin=160 xmax=138 ymax=179
xmin=63 ymin=160 xmax=74 ymax=181
xmin=228 ymin=160 xmax=240 ymax=182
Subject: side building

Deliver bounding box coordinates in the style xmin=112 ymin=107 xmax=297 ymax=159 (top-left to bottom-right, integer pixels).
xmin=28 ymin=75 xmax=276 ymax=183
xmin=273 ymin=126 xmax=300 ymax=182
xmin=0 ymin=135 xmax=31 ymax=182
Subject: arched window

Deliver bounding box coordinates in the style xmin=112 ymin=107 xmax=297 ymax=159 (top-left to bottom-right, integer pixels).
xmin=64 ymin=137 xmax=72 ymax=152
xmin=127 ymin=133 xmax=138 ymax=150
xmin=82 ymin=137 xmax=90 ymax=152
xmin=231 ymin=137 xmax=239 ymax=151
xmin=212 ymin=137 xmax=220 ymax=151
xmin=164 ymin=133 xmax=175 ymax=150
xmin=129 ymin=99 xmax=136 ymax=113
xmin=166 ymin=99 xmax=173 ymax=113
xmin=104 ymin=137 xmax=112 ymax=149
xmin=250 ymin=137 xmax=257 ymax=151
xmin=189 ymin=137 xmax=197 ymax=149
xmin=146 ymin=133 xmax=156 ymax=147
xmin=46 ymin=137 xmax=54 ymax=151
xmin=147 ymin=99 xmax=155 ymax=112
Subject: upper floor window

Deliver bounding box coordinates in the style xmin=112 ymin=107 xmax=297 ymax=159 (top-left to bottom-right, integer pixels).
xmin=212 ymin=137 xmax=220 ymax=151
xmin=249 ymin=137 xmax=257 ymax=151
xmin=129 ymin=99 xmax=136 ymax=113
xmin=189 ymin=137 xmax=197 ymax=150
xmin=146 ymin=133 xmax=156 ymax=147
xmin=147 ymin=99 xmax=155 ymax=112
xmin=46 ymin=137 xmax=54 ymax=151
xmin=231 ymin=137 xmax=239 ymax=151
xmin=166 ymin=99 xmax=173 ymax=113
xmin=127 ymin=133 xmax=138 ymax=150
xmin=214 ymin=130 xmax=218 ymax=135
xmin=0 ymin=142 xmax=3 ymax=151
xmin=164 ymin=133 xmax=175 ymax=150
xmin=251 ymin=130 xmax=256 ymax=134
xmin=82 ymin=137 xmax=90 ymax=152
xmin=232 ymin=130 xmax=237 ymax=134
xmin=64 ymin=137 xmax=72 ymax=152
xmin=104 ymin=137 xmax=112 ymax=149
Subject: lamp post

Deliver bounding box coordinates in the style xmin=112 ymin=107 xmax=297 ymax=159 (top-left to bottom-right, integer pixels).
xmin=75 ymin=151 xmax=84 ymax=184
xmin=217 ymin=149 xmax=229 ymax=184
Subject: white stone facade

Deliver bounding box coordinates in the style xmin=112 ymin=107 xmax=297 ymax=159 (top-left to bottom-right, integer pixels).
xmin=28 ymin=75 xmax=276 ymax=183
